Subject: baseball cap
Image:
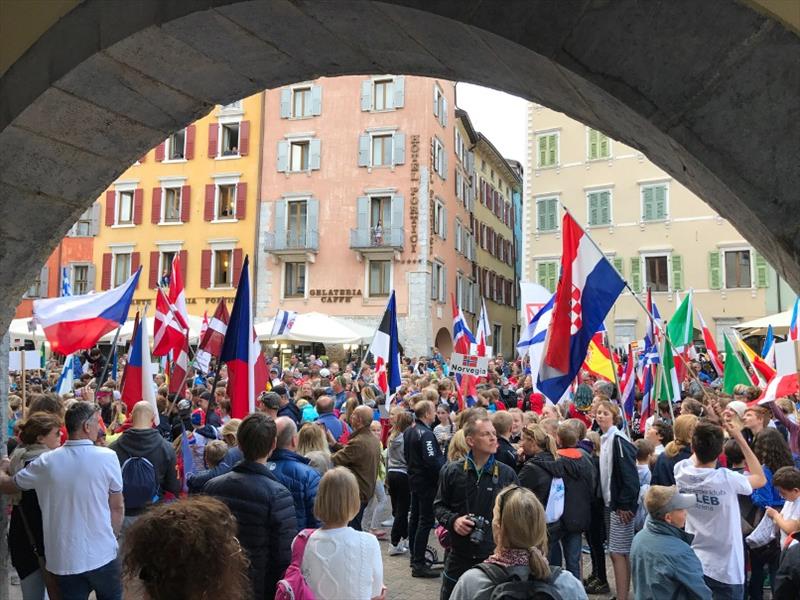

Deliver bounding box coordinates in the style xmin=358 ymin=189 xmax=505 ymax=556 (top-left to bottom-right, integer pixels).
xmin=645 ymin=485 xmax=695 ymax=518
xmin=726 ymin=400 xmax=748 ymax=417
xmin=177 ymin=399 xmax=191 ymax=412
xmin=190 ymin=409 xmax=206 ymax=427
xmin=259 ymin=392 xmax=281 ymax=410
xmin=319 ymin=368 xmax=331 ymax=378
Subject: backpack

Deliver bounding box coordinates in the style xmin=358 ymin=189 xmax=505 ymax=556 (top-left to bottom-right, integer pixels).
xmin=276 ymin=529 xmax=316 ymax=600
xmin=544 ymin=477 xmax=565 ymax=524
xmin=121 ymin=456 xmax=159 ymax=510
xmin=475 ymin=563 xmax=563 ymax=600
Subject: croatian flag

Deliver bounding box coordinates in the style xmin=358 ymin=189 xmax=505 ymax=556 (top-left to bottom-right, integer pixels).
xmin=366 ymin=291 xmax=402 ymax=407
xmin=762 ymin=324 xmax=776 ymax=368
xmin=33 ymin=269 xmax=140 ymax=355
xmin=516 ymin=295 xmax=555 ymax=387
xmin=220 ymin=256 xmax=268 ymax=418
xmin=538 ymin=213 xmax=625 ymax=401
xmin=120 ymin=311 xmax=157 ymax=417
xmin=475 ymin=299 xmax=491 ymax=357
xmin=790 ymin=297 xmax=799 ymax=342
xmin=270 ymin=309 xmax=298 ymax=337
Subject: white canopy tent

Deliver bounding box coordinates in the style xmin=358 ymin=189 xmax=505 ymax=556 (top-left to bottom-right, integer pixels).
xmin=733 ymin=309 xmax=793 ymax=336
xmin=98 ymin=313 xmax=206 ymax=344
xmin=255 ymin=312 xmax=365 ymax=344
xmin=330 ymin=317 xmax=377 ymax=345
xmin=8 ymin=318 xmax=46 ymax=342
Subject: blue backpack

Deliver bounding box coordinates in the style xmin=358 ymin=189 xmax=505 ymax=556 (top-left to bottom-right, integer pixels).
xmin=121 ymin=456 xmax=159 ymax=510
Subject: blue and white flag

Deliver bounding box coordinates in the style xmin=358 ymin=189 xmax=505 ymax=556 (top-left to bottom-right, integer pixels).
xmin=56 ymin=354 xmax=76 ymax=396
xmin=762 ymin=324 xmax=776 ymax=367
xmin=270 ymin=309 xmax=298 ymax=337
xmin=517 ymin=294 xmax=555 ymax=388
xmin=61 ymin=266 xmax=72 ymax=297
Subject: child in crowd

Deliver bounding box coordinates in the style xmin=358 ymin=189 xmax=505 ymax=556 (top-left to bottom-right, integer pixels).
xmin=634 ymin=439 xmax=654 ymax=532
xmin=203 ymin=439 xmax=228 ymax=470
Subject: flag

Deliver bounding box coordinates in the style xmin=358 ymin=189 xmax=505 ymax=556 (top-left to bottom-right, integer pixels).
xmin=658 ymin=338 xmax=681 ymax=403
xmin=582 ymin=330 xmax=619 ymax=382
xmin=451 ymin=294 xmax=477 ymax=408
xmin=640 ymin=363 xmax=656 ymax=426
xmin=180 ymin=424 xmax=194 ymax=494
xmin=757 ymin=373 xmax=799 ymax=406
xmin=366 ymin=291 xmax=402 ymax=406
xmin=32 ymin=269 xmax=140 ymax=355
xmin=195 ymin=300 xmax=229 ymax=374
xmin=538 ymin=212 xmax=625 ymax=401
xmin=762 ymin=324 xmax=775 ymax=364
xmin=620 ymin=349 xmax=637 ymax=420
xmin=723 ymin=334 xmax=752 ymax=394
xmin=168 ymin=254 xmax=189 ymax=330
xmin=120 ymin=311 xmax=157 ymax=416
xmin=56 ymin=355 xmax=76 ymax=396
xmin=667 ymin=291 xmax=694 ymax=348
xmin=270 ymin=309 xmax=298 ymax=337
xmin=790 ymin=297 xmax=799 ymax=342
xmin=738 ymin=336 xmax=776 ymax=384
xmin=111 ymin=347 xmax=118 ymax=381
xmin=200 ymin=310 xmax=209 ymax=340
xmin=169 ymin=340 xmax=191 ymax=396
xmin=61 ymin=266 xmax=72 ymax=297
xmin=517 ymin=295 xmax=555 ymax=389
xmin=695 ymin=308 xmax=723 ymax=377
xmin=153 ymin=287 xmax=186 ymax=357
xmin=220 ymin=256 xmax=268 ymax=418
xmin=476 ymin=298 xmax=491 ymax=357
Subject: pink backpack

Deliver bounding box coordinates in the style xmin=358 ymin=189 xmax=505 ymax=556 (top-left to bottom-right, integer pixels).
xmin=276 ymin=529 xmax=316 ymax=600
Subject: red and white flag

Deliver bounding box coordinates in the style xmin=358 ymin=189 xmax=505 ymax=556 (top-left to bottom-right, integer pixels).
xmin=153 ymin=288 xmax=186 ymax=357
xmin=696 ymin=307 xmax=724 ymax=377
xmin=757 ymin=373 xmax=799 ymax=406
xmin=194 ymin=300 xmax=230 ymax=374
xmin=200 ymin=310 xmax=209 ymax=340
xmin=169 ymin=339 xmax=191 ymax=395
xmin=169 ymin=254 xmax=190 ymax=330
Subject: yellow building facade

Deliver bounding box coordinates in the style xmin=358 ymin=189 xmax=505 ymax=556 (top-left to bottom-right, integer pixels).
xmin=92 ymin=93 xmax=264 ymax=317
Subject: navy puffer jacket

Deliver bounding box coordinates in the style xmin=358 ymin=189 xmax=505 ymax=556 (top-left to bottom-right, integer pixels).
xmin=267 ymin=448 xmax=321 ymax=530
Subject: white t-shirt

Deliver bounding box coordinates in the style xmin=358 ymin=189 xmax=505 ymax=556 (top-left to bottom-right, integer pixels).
xmin=300 ymin=527 xmax=383 ymax=600
xmin=779 ymin=499 xmax=800 ymax=546
xmin=674 ymin=459 xmax=752 ymax=585
xmin=14 ymin=440 xmax=123 ymax=575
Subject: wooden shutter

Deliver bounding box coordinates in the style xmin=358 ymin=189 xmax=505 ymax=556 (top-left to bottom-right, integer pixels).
xmin=600 ymin=191 xmax=611 ymax=225
xmin=393 ymin=132 xmax=405 ymax=165
xmin=90 ymin=202 xmax=101 ymax=235
xmin=102 ymin=253 xmax=112 ymax=290
xmin=130 ymin=253 xmax=141 ymax=286
xmin=204 ymin=184 xmax=215 ymax=221
xmin=232 ymin=249 xmax=243 ymax=287
xmin=588 ymin=129 xmax=598 ymax=160
xmin=309 ymin=139 xmax=321 ymax=170
xmin=133 ymin=189 xmax=143 ymax=225
xmin=630 ymin=257 xmax=642 ymax=293
xmin=599 ymin=133 xmax=609 ymax=158
xmin=548 ymin=135 xmax=557 ymax=166
xmin=356 ymin=196 xmax=369 ymax=234
xmin=181 ymin=185 xmax=191 ymax=223
xmin=311 ymin=85 xmax=322 ymax=116
xmin=105 ymin=190 xmax=116 ymax=226
xmin=754 ymin=252 xmax=769 ymax=288
xmin=86 ymin=265 xmax=96 ymax=292
xmin=155 ymin=142 xmax=165 ymax=162
xmin=280 ymin=88 xmax=291 ymax=118
xmin=180 ymin=250 xmax=188 ymax=286
xmin=671 ymin=255 xmax=683 ymax=291
xmin=642 ymin=187 xmax=654 ymax=221
xmin=360 ymin=79 xmax=372 ymax=111
xmin=151 ymin=188 xmax=162 ymax=224
xmin=276 ymin=141 xmax=289 ymax=172
xmin=185 ymin=125 xmax=195 ymax=160
xmin=547 ymin=199 xmax=557 ymax=231
xmin=306 ymin=198 xmax=319 ymax=250
xmin=358 ymin=134 xmax=370 ymax=167
xmin=207 ymin=123 xmax=218 ymax=158
xmin=655 ymin=185 xmax=667 ymax=219
xmin=613 ymin=257 xmax=625 ymax=277
xmin=236 ymin=183 xmax=247 ymax=220
xmin=588 ymin=192 xmax=599 ymax=226
xmin=274 ymin=200 xmax=287 ymax=249
xmin=200 ymin=250 xmax=211 ymax=289
xmin=538 ymin=136 xmax=547 ymax=167
xmin=391 ymin=195 xmax=404 ymax=231
xmin=708 ymin=251 xmax=722 ymax=290
xmin=149 ymin=252 xmax=159 ymax=288
xmin=38 ymin=266 xmax=49 ymax=298
xmin=239 ymin=120 xmax=250 ymax=156
xmin=393 ymin=76 xmax=405 ymax=108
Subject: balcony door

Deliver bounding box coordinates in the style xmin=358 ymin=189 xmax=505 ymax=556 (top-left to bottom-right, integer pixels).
xmin=287 ymin=200 xmax=307 ymax=248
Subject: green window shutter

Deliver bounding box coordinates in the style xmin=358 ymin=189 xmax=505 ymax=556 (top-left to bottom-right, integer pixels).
xmin=537 ymin=263 xmax=547 ymax=288
xmin=671 ymin=255 xmax=683 ymax=291
xmin=537 ymin=200 xmax=546 ymax=231
xmin=655 ymin=185 xmax=667 ymax=219
xmin=708 ymin=251 xmax=722 ymax=290
xmin=538 ymin=136 xmax=548 ymax=167
xmin=588 ymin=192 xmax=599 ymax=226
xmin=547 ymin=199 xmax=557 ymax=231
xmin=547 ymin=262 xmax=557 ymax=292
xmin=548 ymin=135 xmax=557 ymax=166
xmin=642 ymin=187 xmax=654 ymax=221
xmin=600 ymin=191 xmax=611 ymax=224
xmin=613 ymin=257 xmax=624 ymax=277
xmin=630 ymin=257 xmax=642 ymax=293
xmin=599 ymin=133 xmax=610 ymax=158
xmin=588 ymin=129 xmax=598 ymax=160
xmin=754 ymin=251 xmax=769 ymax=288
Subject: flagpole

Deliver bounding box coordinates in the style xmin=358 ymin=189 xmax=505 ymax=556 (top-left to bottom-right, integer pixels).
xmin=21 ymin=345 xmax=27 ymax=419
xmin=96 ymin=325 xmax=122 ymax=388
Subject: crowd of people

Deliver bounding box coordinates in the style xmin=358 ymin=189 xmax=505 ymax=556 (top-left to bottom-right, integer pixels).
xmin=2 ymin=347 xmax=800 ymax=600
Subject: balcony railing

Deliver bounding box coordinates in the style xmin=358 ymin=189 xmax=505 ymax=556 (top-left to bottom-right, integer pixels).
xmin=349 ymin=227 xmax=404 ymax=251
xmin=264 ymin=229 xmax=319 ymax=253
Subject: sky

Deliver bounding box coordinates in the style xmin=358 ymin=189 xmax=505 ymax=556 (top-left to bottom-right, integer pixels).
xmin=455 ymin=82 xmax=528 ymax=166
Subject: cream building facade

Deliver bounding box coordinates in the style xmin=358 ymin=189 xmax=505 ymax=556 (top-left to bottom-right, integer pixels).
xmin=523 ymin=104 xmax=781 ymax=350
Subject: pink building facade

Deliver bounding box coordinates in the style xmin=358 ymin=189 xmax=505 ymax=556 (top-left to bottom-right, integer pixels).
xmin=256 ymin=76 xmax=476 ymax=357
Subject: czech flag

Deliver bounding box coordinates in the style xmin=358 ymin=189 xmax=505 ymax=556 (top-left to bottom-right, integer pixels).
xmin=220 ymin=255 xmax=268 ymax=418
xmin=366 ymin=291 xmax=402 ymax=409
xmin=33 ymin=269 xmax=140 ymax=355
xmin=120 ymin=311 xmax=157 ymax=417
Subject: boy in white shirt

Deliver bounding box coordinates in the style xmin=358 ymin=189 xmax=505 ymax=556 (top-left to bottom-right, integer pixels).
xmin=674 ymin=415 xmax=766 ymax=598
xmin=765 ymin=466 xmax=800 ymax=547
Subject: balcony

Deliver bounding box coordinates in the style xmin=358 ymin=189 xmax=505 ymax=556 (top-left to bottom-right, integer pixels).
xmin=350 ymin=226 xmax=404 ymax=252
xmin=264 ymin=229 xmax=319 ymax=260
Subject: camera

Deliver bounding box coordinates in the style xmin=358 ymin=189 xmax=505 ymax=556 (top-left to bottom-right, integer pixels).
xmin=467 ymin=514 xmax=489 ymax=545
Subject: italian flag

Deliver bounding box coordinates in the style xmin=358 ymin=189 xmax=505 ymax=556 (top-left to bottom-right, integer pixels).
xmin=658 ymin=337 xmax=681 ymax=403
xmin=667 ymin=291 xmax=694 ymax=348
xmin=723 ymin=334 xmax=752 ymax=394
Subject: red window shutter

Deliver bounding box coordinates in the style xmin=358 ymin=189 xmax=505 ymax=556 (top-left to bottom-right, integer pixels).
xmin=233 ymin=249 xmax=243 ymax=287
xmin=149 ymin=251 xmax=159 ymax=288
xmin=201 ymin=250 xmax=212 ymax=289
xmin=101 ymin=253 xmax=112 ymax=290
xmin=185 ymin=125 xmax=196 ymax=160
xmin=130 ymin=252 xmax=141 ymax=287
xmin=204 ymin=184 xmax=215 ymax=221
xmin=208 ymin=123 xmax=218 ymax=158
xmin=133 ymin=189 xmax=144 ymax=225
xmin=155 ymin=142 xmax=165 ymax=162
xmin=105 ymin=191 xmax=115 ymax=226
xmin=181 ymin=185 xmax=191 ymax=223
xmin=151 ymin=188 xmax=162 ymax=224
xmin=180 ymin=250 xmax=188 ymax=285
xmin=236 ymin=182 xmax=247 ymax=220
xmin=239 ymin=121 xmax=250 ymax=156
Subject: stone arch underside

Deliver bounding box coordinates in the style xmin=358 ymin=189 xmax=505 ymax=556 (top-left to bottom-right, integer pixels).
xmin=1 ymin=0 xmax=798 ymax=335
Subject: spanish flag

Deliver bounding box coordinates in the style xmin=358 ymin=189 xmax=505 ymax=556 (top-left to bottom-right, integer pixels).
xmin=582 ymin=332 xmax=620 ymax=382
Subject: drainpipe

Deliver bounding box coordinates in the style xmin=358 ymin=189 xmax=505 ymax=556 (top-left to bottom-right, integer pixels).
xmin=252 ymin=90 xmax=266 ymax=317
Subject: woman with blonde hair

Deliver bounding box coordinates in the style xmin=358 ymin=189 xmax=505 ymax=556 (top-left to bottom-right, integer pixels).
xmin=447 ymin=429 xmax=469 ymax=462
xmin=651 ymin=414 xmax=698 ymax=486
xmin=449 ymin=486 xmax=586 ymax=600
xmin=517 ymin=424 xmax=559 ymax=509
xmin=386 ymin=408 xmax=414 ymax=554
xmin=297 ymin=423 xmax=332 ymax=474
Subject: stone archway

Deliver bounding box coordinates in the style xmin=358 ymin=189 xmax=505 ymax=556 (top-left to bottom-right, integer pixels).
xmin=1 ymin=0 xmax=798 ymax=335
xmin=434 ymin=327 xmax=453 ymax=359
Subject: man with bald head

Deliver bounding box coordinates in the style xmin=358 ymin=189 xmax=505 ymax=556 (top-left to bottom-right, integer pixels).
xmin=110 ymin=401 xmax=179 ymax=531
xmin=267 ymin=417 xmax=321 ymax=531
xmin=331 ymin=405 xmax=383 ymax=530
xmin=315 ymin=394 xmax=350 ymax=441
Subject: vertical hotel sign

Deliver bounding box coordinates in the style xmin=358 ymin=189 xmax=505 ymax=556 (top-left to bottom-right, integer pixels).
xmin=409 ymin=135 xmax=420 ymax=253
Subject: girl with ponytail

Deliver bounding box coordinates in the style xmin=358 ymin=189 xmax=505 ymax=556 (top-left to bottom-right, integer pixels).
xmin=517 ymin=424 xmax=560 ymax=509
xmin=652 ymin=414 xmax=699 ymax=486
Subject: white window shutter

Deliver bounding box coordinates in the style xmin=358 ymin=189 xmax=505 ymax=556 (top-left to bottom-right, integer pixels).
xmin=309 ymin=139 xmax=321 ymax=170
xmin=441 ymin=265 xmax=447 ymax=302
xmin=360 ymin=80 xmax=372 ymax=111
xmin=90 ymin=202 xmax=101 ymax=235
xmin=433 ymin=86 xmax=439 ymax=117
xmin=87 ymin=264 xmax=96 ymax=292
xmin=311 ymin=85 xmax=322 ymax=116
xmin=393 ymin=76 xmax=405 ymax=109
xmin=442 ymin=205 xmax=448 ymax=239
xmin=279 ymin=89 xmax=291 ymax=118
xmin=442 ymin=97 xmax=448 ymax=127
xmin=358 ymin=134 xmax=370 ymax=167
xmin=391 ymin=195 xmax=404 ymax=231
xmin=276 ymin=141 xmax=289 ymax=172
xmin=39 ymin=266 xmax=49 ymax=298
xmin=393 ymin=132 xmax=405 ymax=165
xmin=442 ymin=151 xmax=448 ymax=180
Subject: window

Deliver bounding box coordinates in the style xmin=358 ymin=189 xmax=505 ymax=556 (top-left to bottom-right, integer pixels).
xmin=536 ymin=261 xmax=558 ymax=292
xmin=213 ymin=249 xmax=233 ymax=287
xmin=536 ymin=197 xmax=558 ymax=232
xmin=587 ymin=190 xmax=611 ymax=226
xmin=292 ymin=87 xmax=312 ymax=118
xmin=433 ymin=137 xmax=446 ymax=178
xmin=221 ymin=100 xmax=241 ymax=111
xmin=216 ymin=184 xmax=236 ymax=220
xmin=72 ymin=265 xmax=89 ymax=295
xmin=117 ymin=190 xmax=134 ymax=225
xmin=287 ymin=200 xmax=308 ymax=246
xmin=26 ymin=271 xmax=43 ymax=298
xmin=73 ymin=206 xmax=94 ymax=236
xmin=373 ymin=79 xmax=394 ymax=111
xmin=163 ymin=187 xmax=181 ymax=223
xmin=615 ymin=321 xmax=636 ymax=348
xmin=371 ymin=134 xmax=393 ymax=167
xmin=641 ymin=183 xmax=668 ymax=221
xmin=167 ymin=129 xmax=185 ymax=160
xmin=724 ymin=250 xmax=752 ymax=289
xmin=455 ymin=220 xmax=463 ymax=253
xmin=644 ymin=255 xmax=669 ymax=292
xmin=493 ymin=324 xmax=502 ymax=348
xmin=433 ymin=199 xmax=446 ymax=238
xmin=536 ymin=132 xmax=558 ymax=168
xmin=587 ymin=128 xmax=611 ymax=160
xmin=284 ymin=262 xmax=306 ymax=297
xmin=159 ymin=251 xmax=176 ymax=286
xmin=431 ymin=262 xmax=445 ymax=302
xmin=370 ymin=196 xmax=391 ymax=229
xmin=433 ymin=85 xmax=446 ymax=127
xmin=220 ymin=123 xmax=239 ymax=156
xmin=368 ymin=260 xmax=391 ymax=297
xmin=290 ymin=140 xmax=310 ymax=171
xmin=113 ymin=253 xmax=131 ymax=287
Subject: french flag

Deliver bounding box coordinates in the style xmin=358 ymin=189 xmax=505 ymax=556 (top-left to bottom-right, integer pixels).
xmin=538 ymin=213 xmax=625 ymax=401
xmin=33 ymin=269 xmax=140 ymax=355
xmin=366 ymin=291 xmax=402 ymax=406
xmin=762 ymin=324 xmax=776 ymax=368
xmin=120 ymin=311 xmax=157 ymax=417
xmin=790 ymin=297 xmax=799 ymax=342
xmin=220 ymin=256 xmax=268 ymax=418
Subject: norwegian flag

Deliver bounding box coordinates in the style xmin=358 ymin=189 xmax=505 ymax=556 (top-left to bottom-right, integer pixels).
xmin=194 ymin=300 xmax=229 ymax=374
xmin=153 ymin=287 xmax=186 ymax=357
xmin=169 ymin=339 xmax=191 ymax=395
xmin=475 ymin=298 xmax=490 ymax=357
xmin=452 ymin=294 xmax=477 ymax=409
xmin=463 ymin=355 xmax=479 ymax=368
